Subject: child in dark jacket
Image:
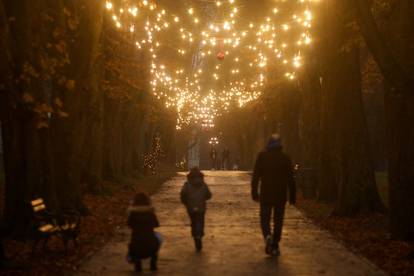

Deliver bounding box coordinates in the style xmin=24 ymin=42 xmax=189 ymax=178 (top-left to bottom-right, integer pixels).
xmin=127 ymin=192 xmax=161 ymax=272
xmin=180 ymin=168 xmax=212 ymax=251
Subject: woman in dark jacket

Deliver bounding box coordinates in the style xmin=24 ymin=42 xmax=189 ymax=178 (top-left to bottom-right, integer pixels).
xmin=180 ymin=167 xmax=212 ymax=251
xmin=127 ymin=192 xmax=161 ymax=272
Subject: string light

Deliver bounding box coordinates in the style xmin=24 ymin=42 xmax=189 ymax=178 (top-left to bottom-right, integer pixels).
xmin=103 ymin=0 xmax=314 ymax=130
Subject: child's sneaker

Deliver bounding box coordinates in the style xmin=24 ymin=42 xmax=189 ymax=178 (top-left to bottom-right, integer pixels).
xmin=134 ymin=261 xmax=142 ymax=272
xmin=271 ymin=243 xmax=280 ymax=256
xmin=150 ymin=261 xmax=157 ymax=271
xmin=265 ymin=235 xmax=273 ymax=255
xmin=150 ymin=255 xmax=158 ymax=271
xmin=126 ymin=254 xmax=133 ymax=264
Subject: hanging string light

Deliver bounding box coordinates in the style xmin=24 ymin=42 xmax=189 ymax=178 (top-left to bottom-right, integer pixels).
xmin=103 ymin=0 xmax=314 ymax=130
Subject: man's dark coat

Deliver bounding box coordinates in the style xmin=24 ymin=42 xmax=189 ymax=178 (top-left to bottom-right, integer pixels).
xmin=251 ymin=147 xmax=296 ymax=205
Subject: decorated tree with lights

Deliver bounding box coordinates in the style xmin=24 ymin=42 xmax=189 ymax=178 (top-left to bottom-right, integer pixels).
xmin=143 ymin=136 xmax=164 ymax=175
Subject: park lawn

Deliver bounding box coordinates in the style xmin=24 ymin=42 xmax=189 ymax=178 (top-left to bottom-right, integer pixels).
xmin=2 ymin=170 xmax=176 ymax=275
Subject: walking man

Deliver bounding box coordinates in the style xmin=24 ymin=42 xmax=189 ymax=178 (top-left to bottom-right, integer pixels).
xmin=251 ymin=134 xmax=296 ymax=256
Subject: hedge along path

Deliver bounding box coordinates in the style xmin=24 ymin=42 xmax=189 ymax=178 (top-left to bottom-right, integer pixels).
xmin=76 ymin=171 xmax=386 ymax=276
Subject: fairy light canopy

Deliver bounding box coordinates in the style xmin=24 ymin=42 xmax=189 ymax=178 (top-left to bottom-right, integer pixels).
xmin=104 ymin=0 xmax=314 ymax=130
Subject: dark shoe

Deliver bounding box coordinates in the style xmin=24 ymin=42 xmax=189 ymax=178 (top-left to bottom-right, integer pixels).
xmin=126 ymin=254 xmax=133 ymax=264
xmin=194 ymin=238 xmax=202 ymax=251
xmin=135 ymin=260 xmax=142 ymax=272
xmin=150 ymin=255 xmax=158 ymax=271
xmin=150 ymin=262 xmax=157 ymax=271
xmin=271 ymin=243 xmax=280 ymax=256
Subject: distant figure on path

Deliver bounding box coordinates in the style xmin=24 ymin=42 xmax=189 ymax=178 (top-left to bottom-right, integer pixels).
xmin=251 ymin=134 xmax=296 ymax=256
xmin=221 ymin=147 xmax=230 ymax=170
xmin=210 ymin=148 xmax=218 ymax=170
xmin=233 ymin=156 xmax=240 ymax=170
xmin=127 ymin=192 xmax=162 ymax=272
xmin=180 ymin=168 xmax=212 ymax=251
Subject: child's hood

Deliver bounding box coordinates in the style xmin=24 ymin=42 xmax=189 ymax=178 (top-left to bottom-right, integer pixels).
xmin=188 ymin=176 xmax=205 ymax=187
xmin=127 ymin=205 xmax=155 ymax=214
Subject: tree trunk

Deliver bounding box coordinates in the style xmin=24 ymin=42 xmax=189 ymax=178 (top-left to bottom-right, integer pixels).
xmin=318 ymin=0 xmax=340 ymax=202
xmin=386 ymin=89 xmax=414 ymax=240
xmin=354 ymin=0 xmax=414 ymax=240
xmin=299 ymin=64 xmax=321 ymax=198
xmin=319 ymin=0 xmax=385 ymax=214
xmin=384 ymin=1 xmax=414 ymax=240
xmin=51 ymin=0 xmax=104 ymax=212
xmin=300 ymin=70 xmax=321 ymax=169
xmin=280 ymin=84 xmax=302 ymax=165
xmin=82 ymin=17 xmax=105 ymax=193
xmin=0 ymin=0 xmax=60 ymax=235
xmin=333 ymin=47 xmax=385 ymax=215
xmin=103 ymin=97 xmax=123 ymax=181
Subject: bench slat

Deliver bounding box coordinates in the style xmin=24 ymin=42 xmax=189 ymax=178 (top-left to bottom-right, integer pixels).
xmin=60 ymin=223 xmax=78 ymax=230
xmin=39 ymin=224 xmax=59 ymax=233
xmin=31 ymin=198 xmax=44 ymax=206
xmin=33 ymin=204 xmax=46 ymax=212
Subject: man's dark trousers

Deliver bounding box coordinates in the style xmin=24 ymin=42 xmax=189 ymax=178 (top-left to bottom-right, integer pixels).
xmin=260 ymin=202 xmax=286 ymax=244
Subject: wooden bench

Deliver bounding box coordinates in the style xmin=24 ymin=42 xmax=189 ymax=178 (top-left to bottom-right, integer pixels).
xmin=30 ymin=198 xmax=80 ymax=252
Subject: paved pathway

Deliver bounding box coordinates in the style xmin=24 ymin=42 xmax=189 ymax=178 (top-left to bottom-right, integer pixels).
xmin=76 ymin=171 xmax=386 ymax=276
